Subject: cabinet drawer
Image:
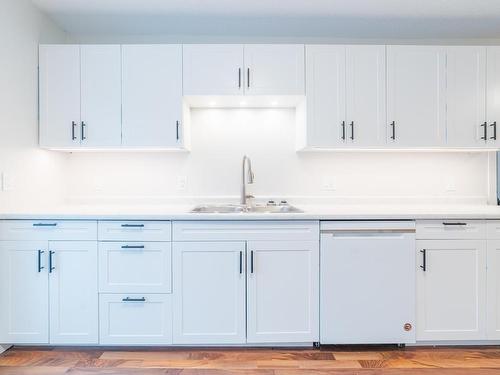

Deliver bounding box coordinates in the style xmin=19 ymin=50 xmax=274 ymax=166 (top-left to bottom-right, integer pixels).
xmin=98 ymin=221 xmax=171 ymax=241
xmin=0 ymin=220 xmax=97 ymax=241
xmin=173 ymin=221 xmax=319 ymax=241
xmin=487 ymin=221 xmax=500 ymax=239
xmin=99 ymin=294 xmax=172 ymax=345
xmin=99 ymin=242 xmax=172 ymax=293
xmin=416 ymin=220 xmax=486 ymax=239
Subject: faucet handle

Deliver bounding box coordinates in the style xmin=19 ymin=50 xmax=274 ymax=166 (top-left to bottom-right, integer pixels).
xmin=246 ymin=194 xmax=255 ymax=199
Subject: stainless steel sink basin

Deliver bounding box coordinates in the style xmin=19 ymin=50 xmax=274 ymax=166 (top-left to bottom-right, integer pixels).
xmin=191 ymin=204 xmax=303 ymax=214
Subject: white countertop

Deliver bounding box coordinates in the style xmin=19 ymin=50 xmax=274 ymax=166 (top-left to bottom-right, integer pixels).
xmin=2 ymin=203 xmax=500 ymax=220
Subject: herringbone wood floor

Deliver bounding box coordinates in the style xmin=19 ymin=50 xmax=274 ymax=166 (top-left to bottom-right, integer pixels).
xmin=2 ymin=346 xmax=500 ymax=374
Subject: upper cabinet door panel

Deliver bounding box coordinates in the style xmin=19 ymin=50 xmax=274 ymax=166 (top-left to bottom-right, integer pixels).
xmin=387 ymin=46 xmax=446 ymax=147
xmin=487 ymin=47 xmax=500 ymax=147
xmin=39 ymin=45 xmax=81 ymax=148
xmin=183 ymin=44 xmax=244 ymax=95
xmin=345 ymin=45 xmax=387 ymax=147
xmin=122 ymin=45 xmax=183 ymax=147
xmin=305 ymin=45 xmax=346 ymax=148
xmin=80 ymin=45 xmax=122 ymax=147
xmin=447 ymin=46 xmax=487 ymax=147
xmin=244 ymin=44 xmax=305 ymax=95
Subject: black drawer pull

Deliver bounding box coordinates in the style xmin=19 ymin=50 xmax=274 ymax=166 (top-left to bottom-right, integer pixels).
xmin=121 ymin=224 xmax=145 ymax=228
xmin=122 ymin=297 xmax=146 ymax=302
xmin=442 ymin=222 xmax=467 ymax=226
xmin=420 ymin=249 xmax=426 ymax=272
xmin=121 ymin=245 xmax=145 ymax=249
xmin=33 ymin=223 xmax=57 ymax=227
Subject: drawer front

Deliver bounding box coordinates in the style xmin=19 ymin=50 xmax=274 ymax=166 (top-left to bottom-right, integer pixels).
xmin=99 ymin=294 xmax=172 ymax=345
xmin=98 ymin=221 xmax=171 ymax=241
xmin=99 ymin=242 xmax=172 ymax=293
xmin=487 ymin=221 xmax=500 ymax=239
xmin=416 ymin=220 xmax=486 ymax=240
xmin=0 ymin=220 xmax=97 ymax=241
xmin=173 ymin=221 xmax=319 ymax=242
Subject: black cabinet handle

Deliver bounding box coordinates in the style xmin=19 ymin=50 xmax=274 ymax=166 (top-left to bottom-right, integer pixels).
xmin=247 ymin=68 xmax=250 ymax=88
xmin=481 ymin=122 xmax=487 ymax=140
xmin=121 ymin=245 xmax=145 ymax=249
xmin=239 ymin=251 xmax=243 ymax=274
xmin=176 ymin=121 xmax=180 ymax=141
xmin=81 ymin=121 xmax=86 ymax=141
xmin=420 ymin=249 xmax=426 ymax=272
xmin=122 ymin=297 xmax=146 ymax=302
xmin=491 ymin=121 xmax=497 ymax=140
xmin=350 ymin=121 xmax=354 ymax=140
xmin=341 ymin=121 xmax=346 ymax=140
xmin=121 ymin=224 xmax=145 ymax=228
xmin=71 ymin=121 xmax=77 ymax=141
xmin=33 ymin=223 xmax=57 ymax=227
xmin=250 ymin=250 xmax=254 ymax=274
xmin=38 ymin=250 xmax=45 ymax=273
xmin=390 ymin=121 xmax=396 ymax=140
xmin=442 ymin=222 xmax=467 ymax=226
xmin=49 ymin=251 xmax=55 ymax=273
xmin=238 ymin=68 xmax=242 ymax=88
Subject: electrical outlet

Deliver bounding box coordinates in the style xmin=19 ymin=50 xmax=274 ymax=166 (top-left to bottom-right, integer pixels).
xmin=1 ymin=173 xmax=13 ymax=191
xmin=177 ymin=176 xmax=188 ymax=191
xmin=445 ymin=178 xmax=457 ymax=193
xmin=322 ymin=177 xmax=336 ymax=191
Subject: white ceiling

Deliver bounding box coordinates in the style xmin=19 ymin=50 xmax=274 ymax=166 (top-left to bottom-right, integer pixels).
xmin=31 ymin=0 xmax=500 ymax=39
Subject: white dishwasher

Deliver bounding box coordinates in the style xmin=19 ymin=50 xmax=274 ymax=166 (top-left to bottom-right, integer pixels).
xmin=320 ymin=221 xmax=416 ymax=344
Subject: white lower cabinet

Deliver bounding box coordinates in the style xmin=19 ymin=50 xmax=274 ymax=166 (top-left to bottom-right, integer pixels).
xmin=0 ymin=239 xmax=98 ymax=345
xmin=0 ymin=241 xmax=49 ymax=344
xmin=172 ymin=242 xmax=246 ymax=344
xmin=98 ymin=242 xmax=172 ymax=294
xmin=416 ymin=240 xmax=487 ymax=341
xmin=99 ymin=294 xmax=172 ymax=345
xmin=487 ymin=240 xmax=500 ymax=339
xmin=49 ymin=241 xmax=98 ymax=344
xmin=246 ymin=241 xmax=319 ymax=343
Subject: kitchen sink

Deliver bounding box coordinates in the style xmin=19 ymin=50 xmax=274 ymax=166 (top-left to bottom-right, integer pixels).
xmin=191 ymin=204 xmax=303 ymax=214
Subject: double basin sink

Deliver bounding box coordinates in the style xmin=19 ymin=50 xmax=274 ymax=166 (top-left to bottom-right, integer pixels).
xmin=192 ymin=204 xmax=303 ymax=214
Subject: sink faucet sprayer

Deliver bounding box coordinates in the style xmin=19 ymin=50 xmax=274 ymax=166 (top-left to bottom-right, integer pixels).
xmin=241 ymin=155 xmax=255 ymax=206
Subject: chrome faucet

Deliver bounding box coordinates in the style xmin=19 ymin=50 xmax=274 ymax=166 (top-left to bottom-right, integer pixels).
xmin=241 ymin=155 xmax=255 ymax=206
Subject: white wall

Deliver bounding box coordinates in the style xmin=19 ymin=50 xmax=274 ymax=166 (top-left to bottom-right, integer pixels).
xmin=64 ymin=108 xmax=491 ymax=205
xmin=0 ymin=0 xmax=68 ymax=210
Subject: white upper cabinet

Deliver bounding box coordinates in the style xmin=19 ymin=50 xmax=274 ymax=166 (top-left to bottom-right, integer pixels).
xmin=387 ymin=46 xmax=447 ymax=147
xmin=304 ymin=45 xmax=385 ymax=149
xmin=80 ymin=45 xmax=122 ymax=147
xmin=183 ymin=44 xmax=304 ymax=96
xmin=345 ymin=45 xmax=386 ymax=147
xmin=244 ymin=44 xmax=305 ymax=95
xmin=487 ymin=47 xmax=500 ymax=147
xmin=39 ymin=45 xmax=122 ymax=149
xmin=183 ymin=44 xmax=244 ymax=95
xmin=305 ymin=45 xmax=346 ymax=148
xmin=122 ymin=45 xmax=183 ymax=148
xmin=39 ymin=45 xmax=80 ymax=148
xmin=446 ymin=46 xmax=487 ymax=147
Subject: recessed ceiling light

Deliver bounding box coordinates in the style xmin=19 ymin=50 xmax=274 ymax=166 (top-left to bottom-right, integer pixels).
xmin=209 ymin=101 xmax=217 ymax=107
xmin=271 ymin=101 xmax=278 ymax=106
xmin=239 ymin=101 xmax=247 ymax=106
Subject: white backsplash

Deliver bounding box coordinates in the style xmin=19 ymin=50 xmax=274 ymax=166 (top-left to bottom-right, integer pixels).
xmin=63 ymin=108 xmax=493 ymax=206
